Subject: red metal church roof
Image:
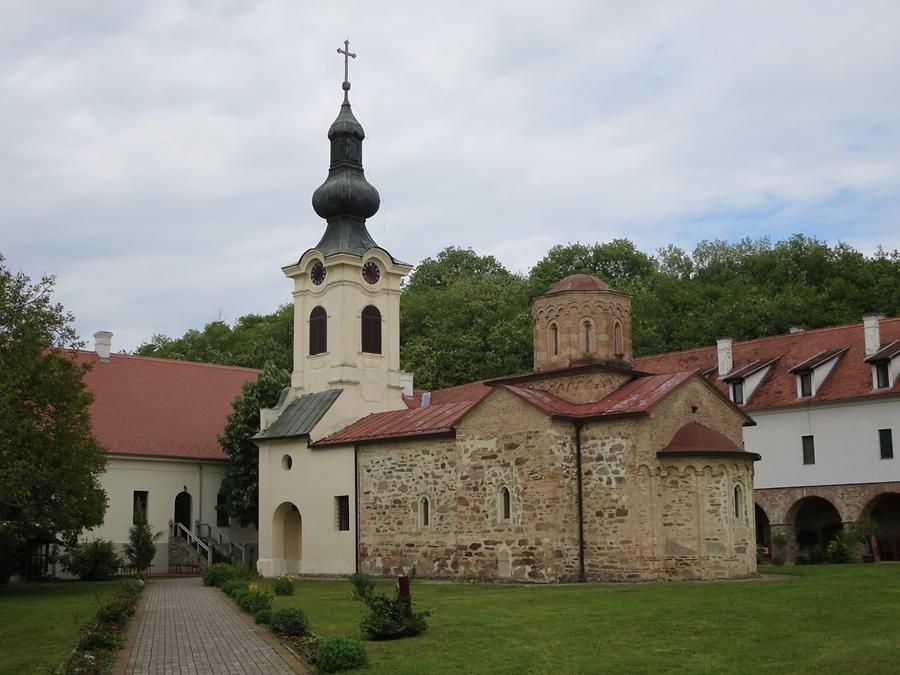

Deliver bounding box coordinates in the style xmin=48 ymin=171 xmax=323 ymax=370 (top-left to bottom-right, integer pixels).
xmin=76 ymin=351 xmax=259 ymax=460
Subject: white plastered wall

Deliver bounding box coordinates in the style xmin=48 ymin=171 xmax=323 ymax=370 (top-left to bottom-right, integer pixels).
xmin=256 ymin=437 xmax=356 ymax=577
xmin=76 ymin=455 xmax=257 ymax=574
xmin=746 ymin=397 xmax=900 ymax=488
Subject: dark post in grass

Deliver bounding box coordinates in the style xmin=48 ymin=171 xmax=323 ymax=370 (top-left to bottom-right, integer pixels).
xmin=398 ymin=575 xmax=412 ymax=618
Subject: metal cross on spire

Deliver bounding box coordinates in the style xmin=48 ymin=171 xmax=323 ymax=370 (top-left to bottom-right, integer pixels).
xmin=337 ymin=39 xmax=356 ymax=103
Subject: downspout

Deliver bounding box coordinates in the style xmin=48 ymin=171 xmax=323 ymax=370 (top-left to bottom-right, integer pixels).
xmin=354 ymin=444 xmax=360 ymax=574
xmin=198 ymin=458 xmax=204 ymax=535
xmin=575 ymin=422 xmax=586 ymax=582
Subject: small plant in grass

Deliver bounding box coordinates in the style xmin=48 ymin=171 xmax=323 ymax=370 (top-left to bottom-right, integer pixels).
xmin=347 ymin=572 xmax=375 ymax=601
xmin=203 ymin=562 xmax=241 ymax=587
xmin=236 ymin=589 xmax=272 ymax=614
xmin=271 ymin=607 xmax=311 ymax=637
xmin=274 ymin=574 xmax=294 ymax=596
xmin=359 ymin=592 xmax=430 ymax=640
xmin=255 ymin=609 xmax=273 ymax=625
xmin=60 ymin=540 xmax=122 ymax=581
xmin=222 ymin=578 xmax=249 ymax=598
xmin=315 ymin=636 xmax=368 ymax=673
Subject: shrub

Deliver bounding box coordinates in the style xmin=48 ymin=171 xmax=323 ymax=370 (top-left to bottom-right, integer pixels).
xmin=271 ymin=607 xmax=311 ymax=637
xmin=827 ymin=532 xmax=853 ymax=563
xmin=203 ymin=562 xmax=240 ymax=587
xmin=124 ymin=513 xmax=162 ymax=572
xmin=315 ymin=636 xmax=368 ymax=673
xmin=221 ymin=578 xmax=250 ymax=598
xmin=60 ymin=540 xmax=122 ymax=581
xmin=96 ymin=597 xmax=136 ymax=624
xmin=360 ymin=592 xmax=430 ymax=640
xmin=347 ymin=572 xmax=375 ymax=602
xmin=273 ymin=574 xmax=294 ymax=596
xmin=77 ymin=622 xmax=121 ymax=651
xmin=236 ymin=590 xmax=272 ymax=614
xmin=119 ymin=578 xmax=145 ymax=597
xmin=255 ymin=609 xmax=273 ymax=625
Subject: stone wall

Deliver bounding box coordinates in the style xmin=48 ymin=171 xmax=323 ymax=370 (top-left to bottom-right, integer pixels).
xmin=524 ymin=368 xmax=632 ymax=404
xmin=358 ymin=377 xmax=757 ymax=583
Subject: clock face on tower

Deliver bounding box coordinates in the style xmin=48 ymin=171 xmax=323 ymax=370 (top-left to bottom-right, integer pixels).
xmin=362 ymin=261 xmax=380 ymax=285
xmin=310 ymin=261 xmax=326 ymax=285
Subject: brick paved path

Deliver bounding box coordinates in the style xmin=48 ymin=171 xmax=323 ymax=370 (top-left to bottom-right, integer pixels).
xmin=124 ymin=577 xmax=298 ymax=674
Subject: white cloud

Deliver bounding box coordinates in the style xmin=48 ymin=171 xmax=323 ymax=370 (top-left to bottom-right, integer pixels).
xmin=1 ymin=0 xmax=898 ymax=350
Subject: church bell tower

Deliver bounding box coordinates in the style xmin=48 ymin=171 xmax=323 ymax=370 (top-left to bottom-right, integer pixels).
xmin=281 ymin=41 xmax=412 ymax=416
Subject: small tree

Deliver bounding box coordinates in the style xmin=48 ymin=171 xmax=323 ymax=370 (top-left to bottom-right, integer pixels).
xmin=124 ymin=513 xmax=162 ymax=572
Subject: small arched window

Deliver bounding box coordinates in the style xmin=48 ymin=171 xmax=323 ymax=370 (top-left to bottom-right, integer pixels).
xmin=420 ymin=496 xmax=430 ymax=528
xmin=614 ymin=321 xmax=624 ymax=358
xmin=361 ymin=305 xmax=382 ymax=354
xmin=309 ymin=306 xmax=327 ymax=355
xmin=549 ymin=323 xmax=559 ymax=356
xmin=733 ymin=485 xmax=743 ymax=520
xmin=501 ymin=487 xmax=511 ymax=521
xmin=582 ymin=319 xmax=593 ymax=354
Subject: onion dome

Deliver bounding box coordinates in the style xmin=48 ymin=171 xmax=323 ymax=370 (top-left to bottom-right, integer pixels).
xmin=311 ymin=52 xmax=381 ymax=257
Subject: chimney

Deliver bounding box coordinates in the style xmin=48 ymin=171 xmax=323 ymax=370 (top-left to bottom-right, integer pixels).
xmin=94 ymin=331 xmax=112 ymax=363
xmin=863 ymin=315 xmax=884 ymax=356
xmin=717 ymin=338 xmax=733 ymax=377
xmin=421 ymin=392 xmax=431 ymax=408
xmin=789 ymin=325 xmax=806 ymax=334
xmin=400 ymin=371 xmax=414 ymax=398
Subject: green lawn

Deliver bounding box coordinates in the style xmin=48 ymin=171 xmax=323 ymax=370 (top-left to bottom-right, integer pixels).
xmin=261 ymin=565 xmax=900 ymax=675
xmin=0 ymin=580 xmax=120 ymax=675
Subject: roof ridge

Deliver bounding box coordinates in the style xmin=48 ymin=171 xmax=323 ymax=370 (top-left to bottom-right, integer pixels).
xmin=70 ymin=349 xmax=262 ymax=373
xmin=636 ymin=317 xmax=900 ymax=360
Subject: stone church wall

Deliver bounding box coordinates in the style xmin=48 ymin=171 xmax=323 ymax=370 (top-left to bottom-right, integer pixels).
xmin=357 ymin=379 xmax=756 ymax=583
xmin=358 ymin=389 xmax=581 ymax=582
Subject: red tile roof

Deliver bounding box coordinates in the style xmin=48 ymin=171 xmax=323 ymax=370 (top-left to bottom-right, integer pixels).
xmin=545 ymin=274 xmax=613 ymax=294
xmin=502 ymin=372 xmax=695 ymax=418
xmin=315 ymin=401 xmax=476 ymax=446
xmin=658 ymin=422 xmax=752 ymax=457
xmin=634 ymin=318 xmax=900 ymax=410
xmin=75 ymin=351 xmax=259 ymax=459
xmin=403 ymin=380 xmax=492 ymax=409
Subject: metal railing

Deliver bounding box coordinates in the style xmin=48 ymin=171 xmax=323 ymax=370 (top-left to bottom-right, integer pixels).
xmin=170 ymin=521 xmax=212 ymax=567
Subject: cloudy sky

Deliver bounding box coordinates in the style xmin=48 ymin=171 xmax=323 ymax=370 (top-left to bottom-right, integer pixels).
xmin=2 ymin=1 xmax=899 ymax=351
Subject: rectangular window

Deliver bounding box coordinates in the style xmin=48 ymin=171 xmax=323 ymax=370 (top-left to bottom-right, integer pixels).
xmin=880 ymin=429 xmax=894 ymax=459
xmin=335 ymin=495 xmax=350 ymax=531
xmin=876 ymin=361 xmax=890 ymax=389
xmin=800 ymin=372 xmax=813 ymax=398
xmin=802 ymin=435 xmax=815 ymax=465
xmin=133 ymin=491 xmax=148 ymax=524
xmin=216 ymin=492 xmax=229 ymax=527
xmin=732 ymin=381 xmax=744 ymax=405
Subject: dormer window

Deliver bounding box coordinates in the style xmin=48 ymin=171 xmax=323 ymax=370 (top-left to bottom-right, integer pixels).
xmin=876 ymin=361 xmax=890 ymax=389
xmin=789 ymin=348 xmax=847 ymax=400
xmin=799 ymin=372 xmax=813 ymax=398
xmin=723 ymin=357 xmax=779 ymax=406
xmin=731 ymin=380 xmax=744 ymax=405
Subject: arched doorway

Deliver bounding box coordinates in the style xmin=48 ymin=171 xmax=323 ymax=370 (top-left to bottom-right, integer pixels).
xmin=755 ymin=504 xmax=771 ymax=550
xmin=174 ymin=492 xmax=192 ymax=532
xmin=865 ymin=492 xmax=900 ymax=561
xmin=792 ymin=496 xmax=842 ymax=550
xmin=272 ymin=502 xmax=302 ymax=574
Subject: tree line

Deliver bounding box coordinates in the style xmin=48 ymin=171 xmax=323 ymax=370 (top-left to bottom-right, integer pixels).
xmin=136 ymin=235 xmax=900 ymax=391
